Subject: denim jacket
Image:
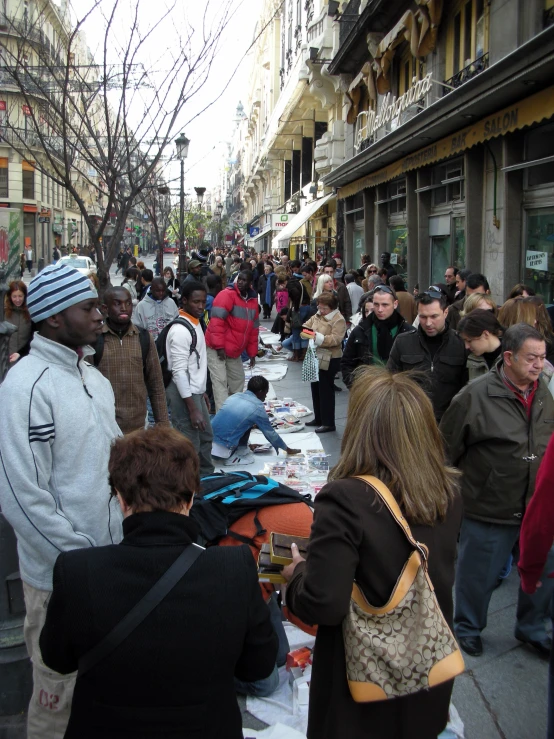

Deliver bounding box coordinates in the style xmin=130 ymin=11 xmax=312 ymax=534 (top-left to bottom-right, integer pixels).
xmin=211 ymin=391 xmax=288 ymax=452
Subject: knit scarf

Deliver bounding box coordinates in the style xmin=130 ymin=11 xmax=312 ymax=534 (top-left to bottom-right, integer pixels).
xmin=370 ymin=312 xmax=404 ymax=364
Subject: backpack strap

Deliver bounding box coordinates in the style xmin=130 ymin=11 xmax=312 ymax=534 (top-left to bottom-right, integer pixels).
xmin=353 ymin=475 xmax=428 ymax=564
xmin=137 ymin=327 xmax=151 ymax=375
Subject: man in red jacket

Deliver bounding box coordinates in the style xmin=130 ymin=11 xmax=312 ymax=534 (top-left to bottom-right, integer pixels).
xmin=205 ymin=270 xmax=259 ymax=411
xmin=519 ymin=434 xmax=554 ymax=736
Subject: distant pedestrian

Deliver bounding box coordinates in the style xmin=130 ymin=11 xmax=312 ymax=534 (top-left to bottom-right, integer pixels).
xmin=25 ymin=245 xmax=33 ymax=273
xmin=165 ymin=281 xmax=214 ymax=476
xmin=52 ymin=246 xmax=60 ymax=264
xmin=345 ymin=273 xmax=364 ymax=315
xmin=5 ymin=280 xmax=32 ymax=364
xmin=138 ymin=268 xmax=154 ymax=301
xmin=133 ymin=276 xmax=178 ymax=340
xmin=19 ymin=252 xmax=26 ymax=278
xmin=96 ymin=287 xmax=169 ymax=434
xmin=205 ymin=270 xmax=259 ymax=411
xmin=389 ymin=274 xmax=417 ymax=324
xmin=0 ymin=263 xmax=122 ymax=739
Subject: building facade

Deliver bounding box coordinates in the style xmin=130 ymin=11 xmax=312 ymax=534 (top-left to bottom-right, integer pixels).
xmin=321 ymin=0 xmax=554 ymax=301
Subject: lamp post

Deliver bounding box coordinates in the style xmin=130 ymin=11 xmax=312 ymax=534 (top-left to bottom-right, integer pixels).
xmin=175 ymin=133 xmax=190 ymax=282
xmin=215 ymin=202 xmax=224 ymax=250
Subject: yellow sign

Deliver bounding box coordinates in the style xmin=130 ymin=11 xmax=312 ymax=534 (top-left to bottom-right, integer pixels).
xmin=338 ymin=84 xmax=554 ymax=200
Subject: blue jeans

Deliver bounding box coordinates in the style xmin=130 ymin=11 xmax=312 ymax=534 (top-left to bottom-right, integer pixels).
xmin=234 ymin=592 xmax=289 ymax=697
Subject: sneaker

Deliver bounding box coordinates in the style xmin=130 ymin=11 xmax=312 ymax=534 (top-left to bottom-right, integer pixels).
xmin=223 ymin=454 xmax=255 ymax=466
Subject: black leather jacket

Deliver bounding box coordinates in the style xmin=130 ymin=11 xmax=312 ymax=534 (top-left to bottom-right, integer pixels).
xmin=387 ymin=326 xmax=468 ymax=421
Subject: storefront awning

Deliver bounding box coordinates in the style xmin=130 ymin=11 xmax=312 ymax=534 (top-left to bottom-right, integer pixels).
xmin=337 ymin=83 xmax=554 ymax=200
xmin=273 ymin=193 xmax=335 ymax=250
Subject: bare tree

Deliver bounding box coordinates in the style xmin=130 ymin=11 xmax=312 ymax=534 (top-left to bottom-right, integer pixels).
xmin=0 ymin=0 xmax=232 ymax=292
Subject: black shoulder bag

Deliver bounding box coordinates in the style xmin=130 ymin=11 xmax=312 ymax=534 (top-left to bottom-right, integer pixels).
xmin=78 ymin=544 xmax=204 ymax=677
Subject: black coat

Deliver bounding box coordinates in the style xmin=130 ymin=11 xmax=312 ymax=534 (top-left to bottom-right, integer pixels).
xmin=387 ymin=326 xmax=468 ymax=421
xmin=257 ymin=272 xmax=277 ymax=304
xmin=341 ymin=312 xmax=412 ymax=387
xmin=40 ymin=511 xmax=277 ymax=739
xmin=286 ymin=478 xmax=463 ymax=739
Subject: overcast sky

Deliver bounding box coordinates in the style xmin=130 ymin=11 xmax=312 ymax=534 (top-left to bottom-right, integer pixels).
xmin=71 ymin=0 xmax=261 ymax=196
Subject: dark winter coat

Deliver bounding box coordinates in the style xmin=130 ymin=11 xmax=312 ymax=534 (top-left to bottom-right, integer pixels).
xmin=39 ymin=511 xmax=277 ymax=739
xmin=341 ymin=312 xmax=412 ymax=387
xmin=257 ymin=272 xmax=277 ymax=305
xmin=286 ymin=478 xmax=463 ymax=739
xmin=439 ymin=362 xmax=554 ymax=525
xmin=387 ymin=326 xmax=468 ymax=421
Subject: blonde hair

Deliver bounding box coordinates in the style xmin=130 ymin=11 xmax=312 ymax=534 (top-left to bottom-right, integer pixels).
xmin=313 ymin=273 xmax=333 ymax=299
xmin=499 ymin=296 xmax=553 ymax=343
xmin=329 ymin=366 xmax=459 ymax=525
xmin=462 ymin=292 xmax=498 ymax=317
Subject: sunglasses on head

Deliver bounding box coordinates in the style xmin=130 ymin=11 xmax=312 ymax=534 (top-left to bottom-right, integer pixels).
xmin=373 ymin=285 xmax=394 ymax=295
xmin=368 ymin=269 xmax=378 ymax=273
xmin=421 ymin=288 xmax=444 ymax=300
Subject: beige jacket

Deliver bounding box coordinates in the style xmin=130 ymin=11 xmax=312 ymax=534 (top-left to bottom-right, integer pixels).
xmin=303 ymin=309 xmax=346 ymax=359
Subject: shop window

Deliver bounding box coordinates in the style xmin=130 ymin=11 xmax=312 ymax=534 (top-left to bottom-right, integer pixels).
xmin=0 ymin=157 xmax=7 ymax=198
xmin=22 ymin=161 xmax=35 ymax=199
xmin=525 ymin=122 xmax=554 ymax=188
xmin=431 ymin=159 xmax=464 ymax=206
xmin=447 ymin=0 xmax=488 ymax=82
xmin=388 ymin=226 xmax=408 ymax=283
xmin=429 ymin=214 xmax=466 ymax=284
xmin=524 ymin=209 xmax=554 ymax=302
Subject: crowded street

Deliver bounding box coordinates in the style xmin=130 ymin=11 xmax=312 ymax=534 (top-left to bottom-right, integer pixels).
xmin=2 ymin=1 xmax=554 ymax=738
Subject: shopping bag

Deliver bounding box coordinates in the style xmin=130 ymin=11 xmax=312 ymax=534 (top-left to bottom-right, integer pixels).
xmin=302 ymin=340 xmax=319 ymax=383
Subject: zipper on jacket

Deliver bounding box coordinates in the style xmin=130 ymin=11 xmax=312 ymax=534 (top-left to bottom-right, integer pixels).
xmin=77 ymin=360 xmax=93 ymax=398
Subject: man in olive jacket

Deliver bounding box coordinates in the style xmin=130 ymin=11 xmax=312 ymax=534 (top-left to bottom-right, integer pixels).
xmin=440 ymin=323 xmax=554 ymax=658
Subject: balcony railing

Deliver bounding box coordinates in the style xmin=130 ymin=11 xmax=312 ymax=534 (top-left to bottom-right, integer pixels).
xmin=443 ymin=53 xmax=489 ymax=95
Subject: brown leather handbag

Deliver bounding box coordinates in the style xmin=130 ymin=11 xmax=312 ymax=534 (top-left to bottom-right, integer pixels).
xmin=343 ymin=475 xmax=465 ymax=703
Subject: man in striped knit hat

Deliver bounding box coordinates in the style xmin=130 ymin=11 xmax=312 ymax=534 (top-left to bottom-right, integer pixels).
xmin=0 ymin=263 xmax=122 ymax=739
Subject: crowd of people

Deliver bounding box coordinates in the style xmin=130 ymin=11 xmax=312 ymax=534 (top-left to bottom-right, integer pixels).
xmin=2 ymin=243 xmax=554 ymax=739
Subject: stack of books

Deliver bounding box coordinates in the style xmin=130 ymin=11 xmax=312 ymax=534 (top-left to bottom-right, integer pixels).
xmin=257 ymin=533 xmax=310 ymax=584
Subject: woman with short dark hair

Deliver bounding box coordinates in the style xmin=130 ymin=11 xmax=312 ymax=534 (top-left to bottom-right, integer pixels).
xmin=39 ymin=426 xmax=277 ymax=739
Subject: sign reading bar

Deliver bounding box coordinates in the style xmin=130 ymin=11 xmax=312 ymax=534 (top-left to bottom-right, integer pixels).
xmin=272 ymin=213 xmax=290 ymax=230
xmin=339 ymin=84 xmax=554 ymax=200
xmin=526 ymin=250 xmax=548 ymax=271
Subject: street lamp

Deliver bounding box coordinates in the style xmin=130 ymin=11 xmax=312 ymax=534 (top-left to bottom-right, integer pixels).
xmin=175 ymin=133 xmax=190 ymax=281
xmin=215 ymin=202 xmax=224 ymax=250
xmin=193 ymin=187 xmax=206 ymax=255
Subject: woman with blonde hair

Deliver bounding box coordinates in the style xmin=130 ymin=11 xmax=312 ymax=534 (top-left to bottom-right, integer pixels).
xmin=284 ymin=366 xmax=462 ymax=739
xmin=461 ymin=292 xmax=498 ymax=317
xmin=362 ymin=264 xmax=379 ymax=292
xmin=312 ymin=273 xmax=334 ymax=300
xmin=499 ymin=296 xmax=554 ymax=363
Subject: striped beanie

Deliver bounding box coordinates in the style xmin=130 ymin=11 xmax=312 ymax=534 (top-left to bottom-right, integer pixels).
xmin=27 ymin=263 xmax=98 ymax=322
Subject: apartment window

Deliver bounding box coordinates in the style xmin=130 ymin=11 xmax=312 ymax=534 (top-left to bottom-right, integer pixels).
xmin=525 ymin=122 xmax=554 ymax=188
xmin=447 ymin=0 xmax=487 ymax=78
xmin=388 ymin=178 xmax=407 ymax=215
xmin=431 ymin=158 xmax=465 ymax=206
xmin=398 ymin=50 xmax=424 ymax=98
xmin=0 ymin=157 xmax=8 ymax=198
xmin=22 ymin=161 xmax=35 ymax=199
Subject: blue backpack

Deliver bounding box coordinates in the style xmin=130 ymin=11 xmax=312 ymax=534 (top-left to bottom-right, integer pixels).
xmin=191 ymin=471 xmax=313 ymax=545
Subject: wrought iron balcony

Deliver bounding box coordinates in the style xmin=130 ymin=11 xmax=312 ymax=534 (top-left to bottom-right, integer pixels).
xmin=443 ymin=53 xmax=489 ymax=96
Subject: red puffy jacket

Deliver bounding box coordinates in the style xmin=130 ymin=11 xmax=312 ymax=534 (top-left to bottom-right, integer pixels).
xmin=205 ymin=283 xmax=259 ymax=358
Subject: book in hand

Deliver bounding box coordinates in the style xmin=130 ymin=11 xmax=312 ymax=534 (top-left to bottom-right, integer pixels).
xmin=258 ymin=544 xmax=287 ymax=584
xmin=269 ymin=533 xmax=310 ymax=566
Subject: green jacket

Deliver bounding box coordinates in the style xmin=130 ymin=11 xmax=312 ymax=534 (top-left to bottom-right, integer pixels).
xmin=439 ymin=362 xmax=554 ymax=525
xmin=466 ymin=353 xmax=489 ymax=383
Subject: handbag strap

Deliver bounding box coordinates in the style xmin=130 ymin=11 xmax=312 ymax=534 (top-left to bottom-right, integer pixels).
xmin=78 ymin=543 xmax=205 ymax=677
xmin=353 ymin=475 xmax=428 ymax=564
